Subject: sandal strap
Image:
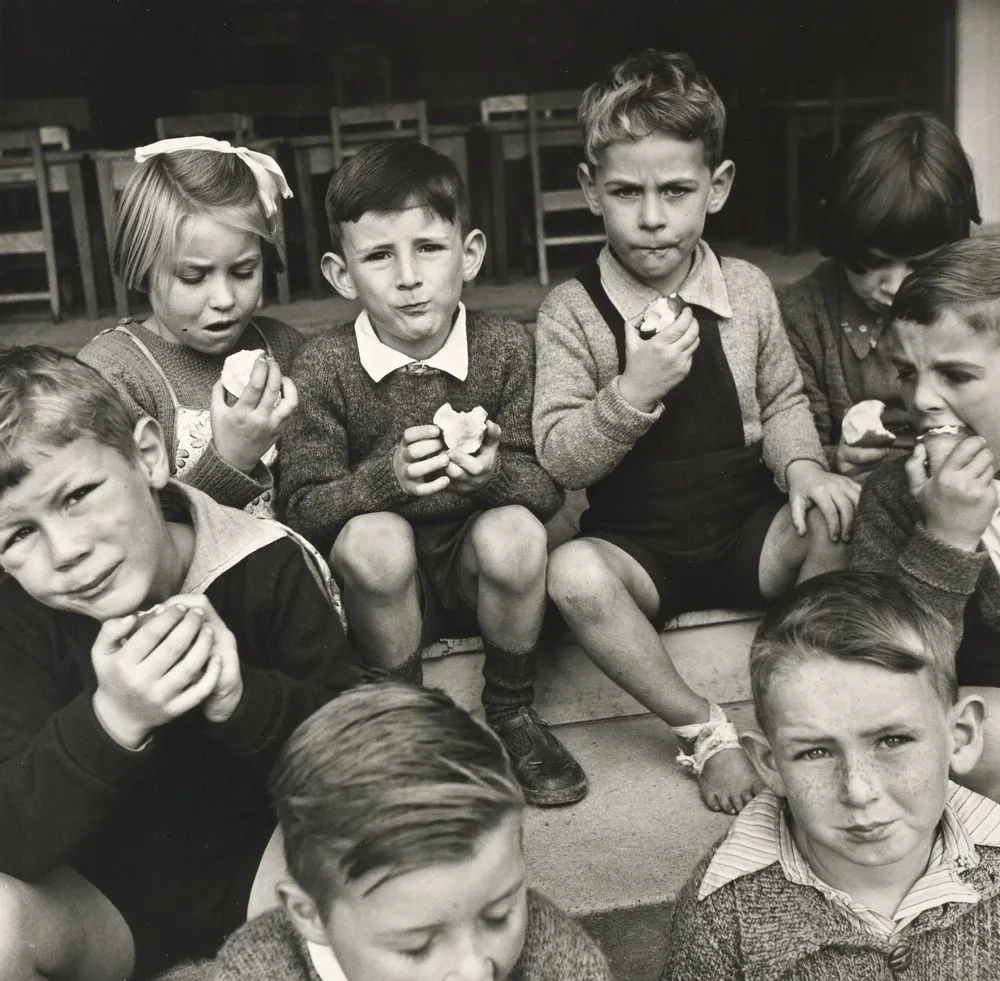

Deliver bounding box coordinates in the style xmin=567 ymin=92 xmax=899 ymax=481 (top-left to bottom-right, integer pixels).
xmin=671 ymin=703 xmax=741 ymax=776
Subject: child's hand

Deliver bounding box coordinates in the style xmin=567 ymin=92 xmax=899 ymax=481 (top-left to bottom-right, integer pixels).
xmin=786 ymin=460 xmax=860 ymax=542
xmin=211 ymin=356 xmax=299 ymax=474
xmin=906 ymin=437 xmax=997 ymax=552
xmin=393 ymin=425 xmax=451 ymax=496
xmin=833 ymin=437 xmax=891 ymax=482
xmin=162 ymin=594 xmax=244 ymax=723
xmin=618 ymin=307 xmax=700 ymax=412
xmin=91 ymin=604 xmax=222 ymax=749
xmin=444 ymin=420 xmax=502 ymax=493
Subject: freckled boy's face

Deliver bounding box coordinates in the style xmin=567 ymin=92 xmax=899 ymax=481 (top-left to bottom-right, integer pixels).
xmin=757 ymin=658 xmax=956 ymax=886
xmin=318 ymin=813 xmax=528 ymax=981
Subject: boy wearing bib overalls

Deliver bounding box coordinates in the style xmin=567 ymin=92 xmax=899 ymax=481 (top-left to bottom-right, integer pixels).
xmin=534 ymin=51 xmax=859 ymax=816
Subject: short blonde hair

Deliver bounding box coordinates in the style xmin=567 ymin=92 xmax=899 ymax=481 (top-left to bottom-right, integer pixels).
xmin=579 ymin=50 xmax=726 ymax=169
xmin=113 ymin=149 xmax=284 ymax=295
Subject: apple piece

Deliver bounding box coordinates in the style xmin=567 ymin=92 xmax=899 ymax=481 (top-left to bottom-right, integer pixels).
xmin=221 ymin=349 xmax=266 ymax=400
xmin=917 ymin=424 xmax=975 ymax=475
xmin=841 ymin=399 xmax=897 ymax=448
xmin=638 ymin=294 xmax=685 ymax=340
xmin=433 ymin=402 xmax=489 ymax=454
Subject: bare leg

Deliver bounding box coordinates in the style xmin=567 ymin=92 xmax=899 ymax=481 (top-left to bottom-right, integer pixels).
xmin=548 ymin=538 xmax=760 ymax=814
xmin=758 ymin=503 xmax=849 ymax=600
xmin=459 ymin=505 xmax=548 ymax=652
xmin=955 ymin=686 xmax=1000 ymax=802
xmin=330 ymin=512 xmax=422 ymax=669
xmin=0 ymin=868 xmax=134 ymax=981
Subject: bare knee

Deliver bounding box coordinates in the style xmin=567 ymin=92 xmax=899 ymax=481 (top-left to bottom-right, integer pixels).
xmin=469 ymin=506 xmax=547 ymax=590
xmin=331 ymin=512 xmax=418 ymax=595
xmin=547 ymin=540 xmax=621 ymax=618
xmin=0 ymin=875 xmax=38 ymax=978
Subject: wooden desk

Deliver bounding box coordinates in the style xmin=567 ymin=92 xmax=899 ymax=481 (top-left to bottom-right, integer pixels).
xmin=0 ymin=149 xmax=98 ymax=319
xmin=289 ymin=126 xmax=470 ymax=297
xmin=759 ymin=95 xmax=899 ymax=253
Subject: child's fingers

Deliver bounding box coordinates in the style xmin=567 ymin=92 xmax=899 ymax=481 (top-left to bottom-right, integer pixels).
xmin=140 ymin=608 xmax=209 ymax=677
xmin=274 ymin=375 xmax=299 ymax=418
xmin=260 ymin=358 xmax=283 ymax=406
xmin=165 ymin=653 xmax=223 ymax=718
xmin=407 ymin=452 xmax=450 ymax=479
xmin=409 ymin=473 xmax=450 ymax=496
xmin=482 ymin=420 xmax=502 ymax=446
xmin=118 ymin=604 xmax=192 ymax=663
xmin=402 ymin=424 xmax=442 ymax=445
xmin=236 ymin=356 xmax=270 ymax=408
xmin=832 ymin=489 xmax=857 ymax=541
xmin=789 ymin=494 xmax=808 ymax=537
xmin=905 ymin=444 xmax=929 ymax=497
xmin=160 ymin=623 xmax=216 ymax=695
xmin=92 ymin=615 xmax=142 ymax=657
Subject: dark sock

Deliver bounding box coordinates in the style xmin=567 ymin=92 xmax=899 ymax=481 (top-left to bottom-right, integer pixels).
xmin=481 ymin=639 xmax=538 ymax=724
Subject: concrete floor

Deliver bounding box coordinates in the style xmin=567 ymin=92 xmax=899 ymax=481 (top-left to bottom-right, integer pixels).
xmin=0 ymin=241 xmax=822 ymax=354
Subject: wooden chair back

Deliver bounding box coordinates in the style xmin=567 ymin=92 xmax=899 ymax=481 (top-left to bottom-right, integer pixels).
xmin=330 ymin=101 xmax=429 ymax=169
xmin=527 ymin=91 xmax=602 ymax=285
xmin=480 ymin=94 xmax=528 ymax=124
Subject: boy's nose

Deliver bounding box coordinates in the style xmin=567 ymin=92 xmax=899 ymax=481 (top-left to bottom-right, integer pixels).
xmin=395 ymin=253 xmax=421 ymax=289
xmin=838 ymin=757 xmax=880 ymax=807
xmin=638 ymin=193 xmax=667 ymax=231
xmin=909 ymin=373 xmax=944 ymax=419
xmin=48 ymin=529 xmax=91 ymax=571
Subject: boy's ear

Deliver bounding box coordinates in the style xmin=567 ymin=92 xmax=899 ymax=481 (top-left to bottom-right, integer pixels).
xmin=578 ymin=162 xmax=602 ymax=217
xmin=706 ymin=159 xmax=736 ymax=216
xmin=948 ymin=692 xmax=987 ymax=778
xmin=461 ymin=228 xmax=487 ymax=283
xmin=133 ymin=417 xmax=171 ymax=489
xmin=740 ymin=729 xmax=787 ymax=798
xmin=276 ymin=878 xmax=331 ymax=946
xmin=321 ymin=251 xmax=357 ymax=301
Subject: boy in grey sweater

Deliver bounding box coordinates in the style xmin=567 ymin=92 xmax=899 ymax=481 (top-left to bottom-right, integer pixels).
xmin=278 ymin=142 xmax=586 ymax=807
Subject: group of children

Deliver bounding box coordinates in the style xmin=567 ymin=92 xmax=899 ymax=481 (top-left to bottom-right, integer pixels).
xmin=2 ymin=44 xmax=1000 ymax=981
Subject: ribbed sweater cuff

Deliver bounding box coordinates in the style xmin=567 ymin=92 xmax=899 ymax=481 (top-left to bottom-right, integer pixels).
xmin=902 ymin=523 xmax=989 ymax=596
xmin=596 ymin=376 xmax=663 ymax=444
xmin=190 ymin=440 xmax=271 ymax=508
xmin=367 ymin=449 xmax=412 ymax=510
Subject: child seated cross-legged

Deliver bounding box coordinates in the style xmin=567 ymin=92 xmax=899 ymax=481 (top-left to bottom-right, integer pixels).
xmin=277 ymin=141 xmax=587 ymax=807
xmin=778 ymin=111 xmax=981 ymax=482
xmin=852 ymin=236 xmax=1000 ymax=800
xmin=79 ymin=136 xmax=303 ymax=517
xmin=189 ymin=682 xmax=612 ymax=980
xmin=664 ymin=570 xmax=1000 ymax=980
xmin=534 ymin=50 xmax=858 ymax=815
xmin=0 ymin=347 xmax=360 ymax=979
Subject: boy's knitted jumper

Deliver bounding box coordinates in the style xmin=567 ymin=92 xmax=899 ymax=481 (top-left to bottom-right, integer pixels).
xmin=204 ymin=889 xmax=612 ymax=981
xmin=533 ymin=245 xmax=825 ymax=493
xmin=664 ymin=837 xmax=1000 ymax=980
xmin=278 ymin=311 xmax=563 ymax=555
xmin=78 ymin=316 xmax=302 ymax=509
xmin=851 ymin=457 xmax=1000 ymax=646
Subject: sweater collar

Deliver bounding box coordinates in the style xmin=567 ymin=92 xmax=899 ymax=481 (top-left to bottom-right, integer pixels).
xmin=597 ymin=240 xmax=733 ymax=322
xmin=354 ymin=304 xmax=469 ymax=382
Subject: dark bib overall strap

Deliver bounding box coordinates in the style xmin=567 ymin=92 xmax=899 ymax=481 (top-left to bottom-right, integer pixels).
xmin=573 ymin=261 xmax=773 ymax=554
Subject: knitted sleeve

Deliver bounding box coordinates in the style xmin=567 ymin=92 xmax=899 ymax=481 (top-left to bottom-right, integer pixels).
xmin=277 ymin=334 xmax=409 ymax=554
xmin=516 ymin=890 xmax=612 ymax=981
xmin=660 ymin=857 xmax=741 ymax=980
xmin=850 ymin=459 xmax=987 ymax=641
xmin=468 ymin=321 xmax=563 ymax=520
xmin=533 ymin=283 xmax=663 ymax=490
xmin=752 ymin=269 xmax=827 ymax=489
xmin=211 ymin=909 xmax=313 ymax=980
xmin=777 ymin=270 xmax=837 ymax=460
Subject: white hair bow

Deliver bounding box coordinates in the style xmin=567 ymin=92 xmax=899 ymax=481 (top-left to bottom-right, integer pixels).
xmin=134 ymin=135 xmax=293 ymax=218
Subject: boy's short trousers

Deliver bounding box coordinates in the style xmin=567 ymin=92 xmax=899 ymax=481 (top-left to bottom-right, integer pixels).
xmin=414 ymin=513 xmax=483 ymax=642
xmin=583 ymin=489 xmax=785 ymax=631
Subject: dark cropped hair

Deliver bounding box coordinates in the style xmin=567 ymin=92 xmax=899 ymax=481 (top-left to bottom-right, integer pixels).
xmin=324 ymin=141 xmax=470 ymax=256
xmin=892 ymin=236 xmax=1000 ymax=338
xmin=270 ymin=682 xmax=523 ymax=917
xmin=0 ymin=346 xmax=138 ymax=493
xmin=750 ymin=571 xmax=957 ymax=734
xmin=822 ymin=111 xmax=980 ymax=272
xmin=579 ymin=50 xmax=726 ymax=169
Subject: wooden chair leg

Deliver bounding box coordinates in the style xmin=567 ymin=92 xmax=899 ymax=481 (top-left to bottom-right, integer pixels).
xmin=96 ymin=159 xmax=130 ymax=319
xmin=66 ymin=164 xmax=98 ymax=319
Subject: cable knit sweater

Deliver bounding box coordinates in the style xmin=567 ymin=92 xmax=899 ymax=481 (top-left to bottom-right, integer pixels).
xmin=663 ymin=839 xmax=1000 ymax=980
xmin=850 ymin=457 xmax=1000 ymax=652
xmin=200 ymin=890 xmax=611 ymax=981
xmin=278 ymin=311 xmax=564 ymax=556
xmin=78 ymin=316 xmax=303 ymax=510
xmin=533 ymin=244 xmax=825 ymax=493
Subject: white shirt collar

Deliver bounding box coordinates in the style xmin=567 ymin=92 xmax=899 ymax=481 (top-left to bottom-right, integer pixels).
xmin=307 ymin=941 xmax=349 ymax=981
xmin=354 ymin=304 xmax=469 ymax=382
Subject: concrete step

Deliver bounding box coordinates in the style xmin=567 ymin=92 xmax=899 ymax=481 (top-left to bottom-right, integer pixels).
xmin=423 ymin=610 xmax=761 ymax=726
xmin=520 ymin=703 xmax=757 ymax=981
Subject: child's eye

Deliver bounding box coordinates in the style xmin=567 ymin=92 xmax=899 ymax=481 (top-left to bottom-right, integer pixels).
xmin=895 ymin=368 xmax=914 ymax=384
xmin=400 ymin=938 xmax=433 ymax=960
xmin=612 ymin=188 xmax=639 ymax=200
xmin=795 ymin=747 xmax=830 ymax=761
xmin=880 ymin=734 xmax=912 ymax=749
xmin=0 ymin=526 xmax=33 ymax=553
xmin=419 ymin=243 xmax=447 ymax=254
xmin=232 ymin=266 xmax=259 ymax=280
xmin=483 ymin=910 xmax=512 ymax=929
xmin=177 ymin=272 xmax=206 ymax=285
xmin=65 ymin=483 xmax=99 ymax=507
xmin=942 ymin=371 xmax=974 ymax=386
xmin=363 ymin=250 xmax=391 ymax=263
xmin=663 ymin=188 xmax=690 ymax=200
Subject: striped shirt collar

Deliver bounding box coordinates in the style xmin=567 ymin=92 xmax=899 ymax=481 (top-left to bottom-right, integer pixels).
xmin=354 ymin=303 xmax=469 ymax=382
xmin=597 ymin=239 xmax=733 ymax=323
xmin=699 ymin=784 xmax=1000 ymax=938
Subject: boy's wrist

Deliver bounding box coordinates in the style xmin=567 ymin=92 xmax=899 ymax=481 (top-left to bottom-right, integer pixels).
xmin=91 ymin=691 xmax=153 ymax=751
xmin=616 ymin=375 xmax=658 ymax=414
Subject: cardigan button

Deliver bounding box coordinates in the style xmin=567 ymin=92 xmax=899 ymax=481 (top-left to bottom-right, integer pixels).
xmin=888 ymin=942 xmax=912 ymax=972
